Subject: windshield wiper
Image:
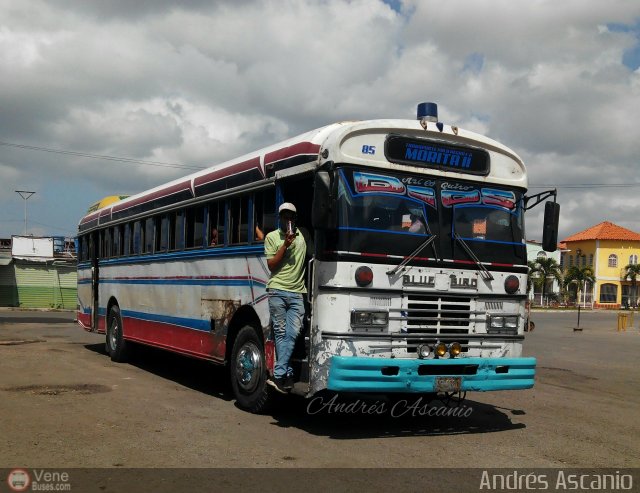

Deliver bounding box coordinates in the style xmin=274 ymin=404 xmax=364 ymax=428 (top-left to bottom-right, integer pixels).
xmin=386 ymin=235 xmax=438 ymax=276
xmin=453 ymin=233 xmax=494 ymax=281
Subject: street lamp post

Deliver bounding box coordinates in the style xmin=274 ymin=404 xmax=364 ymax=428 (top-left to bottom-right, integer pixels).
xmin=15 ymin=190 xmax=36 ymax=235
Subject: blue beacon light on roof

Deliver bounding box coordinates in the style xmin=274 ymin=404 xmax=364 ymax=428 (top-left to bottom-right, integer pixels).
xmin=417 ymin=102 xmax=438 ymax=122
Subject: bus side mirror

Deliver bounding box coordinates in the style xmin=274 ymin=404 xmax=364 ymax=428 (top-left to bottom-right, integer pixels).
xmin=312 ymin=171 xmax=335 ymax=229
xmin=542 ymin=201 xmax=560 ymax=252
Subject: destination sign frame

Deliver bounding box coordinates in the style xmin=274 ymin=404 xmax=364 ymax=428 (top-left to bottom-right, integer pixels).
xmin=385 ymin=135 xmax=490 ymax=176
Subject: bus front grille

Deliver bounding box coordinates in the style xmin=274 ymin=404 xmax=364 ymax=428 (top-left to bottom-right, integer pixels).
xmin=395 ymin=295 xmax=480 ymax=353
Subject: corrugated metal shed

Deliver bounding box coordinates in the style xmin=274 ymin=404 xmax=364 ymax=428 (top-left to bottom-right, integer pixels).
xmin=13 ymin=262 xmax=77 ymax=309
xmin=0 ymin=236 xmax=77 ymax=309
xmin=0 ymin=262 xmax=19 ymax=306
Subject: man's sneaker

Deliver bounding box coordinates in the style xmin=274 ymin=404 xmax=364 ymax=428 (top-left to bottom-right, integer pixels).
xmin=284 ymin=375 xmax=295 ymax=391
xmin=267 ymin=377 xmax=288 ymax=394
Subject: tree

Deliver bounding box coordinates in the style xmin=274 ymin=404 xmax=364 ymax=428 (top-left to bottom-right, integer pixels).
xmin=529 ymin=257 xmax=562 ymax=305
xmin=564 ymin=266 xmax=595 ymax=306
xmin=622 ymin=263 xmax=640 ymax=308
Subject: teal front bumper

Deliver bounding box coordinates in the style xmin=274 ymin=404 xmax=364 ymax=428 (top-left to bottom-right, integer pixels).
xmin=327 ymin=356 xmax=536 ymax=393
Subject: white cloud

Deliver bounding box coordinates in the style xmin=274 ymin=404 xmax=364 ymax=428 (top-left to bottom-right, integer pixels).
xmin=0 ymin=0 xmax=639 ymax=240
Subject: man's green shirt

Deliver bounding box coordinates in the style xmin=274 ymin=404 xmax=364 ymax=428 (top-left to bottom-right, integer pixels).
xmin=264 ymin=228 xmax=307 ymax=293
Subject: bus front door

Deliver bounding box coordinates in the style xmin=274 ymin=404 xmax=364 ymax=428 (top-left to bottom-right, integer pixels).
xmin=89 ymin=233 xmax=99 ymax=332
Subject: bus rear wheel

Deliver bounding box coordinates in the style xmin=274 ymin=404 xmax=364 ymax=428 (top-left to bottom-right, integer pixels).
xmin=106 ymin=305 xmax=130 ymax=362
xmin=230 ymin=326 xmax=271 ymax=413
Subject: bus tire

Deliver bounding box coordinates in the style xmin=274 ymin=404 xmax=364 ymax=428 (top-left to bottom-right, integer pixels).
xmin=230 ymin=325 xmax=270 ymax=413
xmin=106 ymin=305 xmax=130 ymax=363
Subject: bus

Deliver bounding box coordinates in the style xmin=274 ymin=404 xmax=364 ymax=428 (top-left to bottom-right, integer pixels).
xmin=77 ymin=102 xmax=559 ymax=413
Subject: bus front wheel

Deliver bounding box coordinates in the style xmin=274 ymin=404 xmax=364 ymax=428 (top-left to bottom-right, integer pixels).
xmin=106 ymin=305 xmax=130 ymax=362
xmin=230 ymin=326 xmax=271 ymax=413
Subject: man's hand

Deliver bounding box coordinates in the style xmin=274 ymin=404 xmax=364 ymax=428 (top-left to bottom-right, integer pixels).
xmin=284 ymin=232 xmax=295 ymax=248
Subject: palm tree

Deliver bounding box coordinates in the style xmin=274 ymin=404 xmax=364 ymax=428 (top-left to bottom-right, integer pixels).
xmin=564 ymin=266 xmax=595 ymax=307
xmin=527 ymin=260 xmax=539 ymax=294
xmin=529 ymin=257 xmax=562 ymax=306
xmin=622 ymin=264 xmax=640 ymax=308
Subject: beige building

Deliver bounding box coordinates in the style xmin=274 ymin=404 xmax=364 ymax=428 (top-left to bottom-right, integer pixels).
xmin=560 ymin=222 xmax=640 ymax=308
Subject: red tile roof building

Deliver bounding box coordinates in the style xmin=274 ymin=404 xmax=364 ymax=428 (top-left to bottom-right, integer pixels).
xmin=563 ymin=221 xmax=640 ymax=242
xmin=561 ymin=222 xmax=640 ymax=308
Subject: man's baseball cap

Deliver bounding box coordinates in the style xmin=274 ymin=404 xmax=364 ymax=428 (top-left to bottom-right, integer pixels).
xmin=278 ymin=202 xmax=297 ymax=214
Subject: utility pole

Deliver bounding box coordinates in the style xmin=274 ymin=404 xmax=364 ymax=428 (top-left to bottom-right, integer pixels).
xmin=15 ymin=190 xmax=36 ymax=235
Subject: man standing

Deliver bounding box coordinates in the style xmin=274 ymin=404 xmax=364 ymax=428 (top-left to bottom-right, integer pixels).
xmin=264 ymin=202 xmax=307 ymax=393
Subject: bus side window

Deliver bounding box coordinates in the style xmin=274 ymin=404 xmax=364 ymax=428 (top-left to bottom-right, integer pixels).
xmin=169 ymin=213 xmax=176 ymax=251
xmin=97 ymin=231 xmax=102 ymax=258
xmin=254 ymin=188 xmax=276 ymax=240
xmin=208 ymin=202 xmax=222 ymax=247
xmin=144 ymin=217 xmax=154 ymax=254
xmin=106 ymin=228 xmax=114 ymax=259
xmin=186 ymin=206 xmax=205 ymax=249
xmin=229 ymin=196 xmax=249 ymax=245
xmin=174 ymin=210 xmax=185 ymax=251
xmin=123 ymin=223 xmax=131 ymax=256
xmin=80 ymin=236 xmax=88 ymax=261
xmin=158 ymin=215 xmax=169 ymax=252
xmin=104 ymin=229 xmax=112 ymax=259
xmin=133 ymin=221 xmax=142 ymax=255
xmin=194 ymin=207 xmax=205 ymax=248
xmin=112 ymin=225 xmax=122 ymax=257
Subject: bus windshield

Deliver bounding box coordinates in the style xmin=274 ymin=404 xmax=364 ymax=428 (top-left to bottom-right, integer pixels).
xmin=337 ymin=178 xmax=434 ymax=237
xmin=452 ymin=205 xmax=522 ymax=245
xmin=327 ymin=167 xmax=526 ymax=266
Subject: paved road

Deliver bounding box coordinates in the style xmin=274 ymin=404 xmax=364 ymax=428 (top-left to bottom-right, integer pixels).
xmin=1 ymin=309 xmax=639 ymax=470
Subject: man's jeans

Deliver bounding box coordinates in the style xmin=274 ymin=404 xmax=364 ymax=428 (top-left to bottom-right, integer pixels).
xmin=268 ymin=289 xmax=304 ymax=380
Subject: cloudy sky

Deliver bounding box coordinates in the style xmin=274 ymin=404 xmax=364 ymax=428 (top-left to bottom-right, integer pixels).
xmin=1 ymin=0 xmax=639 ymax=242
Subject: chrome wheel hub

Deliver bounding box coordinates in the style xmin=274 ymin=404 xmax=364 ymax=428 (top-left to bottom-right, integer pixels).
xmin=235 ymin=342 xmax=263 ymax=392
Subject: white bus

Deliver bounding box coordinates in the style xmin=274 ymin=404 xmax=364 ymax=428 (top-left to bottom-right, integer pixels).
xmin=77 ymin=102 xmax=559 ymax=412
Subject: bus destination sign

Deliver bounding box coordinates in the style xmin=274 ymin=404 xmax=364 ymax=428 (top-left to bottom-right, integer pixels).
xmin=385 ymin=135 xmax=490 ymax=176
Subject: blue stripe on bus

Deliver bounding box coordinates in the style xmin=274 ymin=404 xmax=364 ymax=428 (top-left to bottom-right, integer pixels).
xmin=97 ymin=245 xmax=265 ymax=267
xmin=122 ymin=310 xmax=212 ymax=332
xmin=99 ymin=277 xmax=266 ymax=286
xmin=79 ymin=276 xmax=266 ymax=287
xmin=88 ymin=307 xmax=212 ymax=332
xmin=101 ymin=278 xmax=258 ymax=286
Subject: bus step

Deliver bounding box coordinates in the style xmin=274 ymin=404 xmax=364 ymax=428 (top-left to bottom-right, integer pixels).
xmin=290 ymin=382 xmax=310 ymax=397
xmin=291 ymin=357 xmax=309 ymax=384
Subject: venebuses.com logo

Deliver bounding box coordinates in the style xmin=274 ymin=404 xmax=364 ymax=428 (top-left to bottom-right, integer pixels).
xmin=7 ymin=469 xmax=30 ymax=492
xmin=6 ymin=468 xmax=71 ymax=491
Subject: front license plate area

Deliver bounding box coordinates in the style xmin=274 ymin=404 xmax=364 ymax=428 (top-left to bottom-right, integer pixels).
xmin=435 ymin=376 xmax=461 ymax=392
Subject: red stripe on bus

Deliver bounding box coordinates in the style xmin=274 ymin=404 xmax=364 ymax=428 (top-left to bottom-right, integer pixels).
xmin=194 ymin=157 xmax=262 ymax=188
xmin=77 ymin=312 xmax=91 ymax=330
xmin=264 ymin=142 xmax=320 ymax=165
xmin=112 ymin=180 xmax=192 ymax=213
xmin=123 ymin=317 xmax=226 ymax=362
xmin=324 ymin=250 xmax=434 ymax=262
xmin=80 ymin=212 xmax=100 ymax=225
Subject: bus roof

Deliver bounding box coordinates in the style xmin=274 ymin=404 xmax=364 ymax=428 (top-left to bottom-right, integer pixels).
xmin=78 ymin=119 xmax=526 ymax=231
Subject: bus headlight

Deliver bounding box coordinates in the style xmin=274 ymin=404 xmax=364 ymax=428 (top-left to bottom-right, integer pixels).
xmin=350 ymin=310 xmax=389 ymax=328
xmin=417 ymin=344 xmax=432 ymax=359
xmin=487 ymin=315 xmax=518 ymax=334
xmin=435 ymin=342 xmax=448 ymax=358
xmin=504 ymin=316 xmax=519 ymax=329
xmin=449 ymin=342 xmax=462 ymax=357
